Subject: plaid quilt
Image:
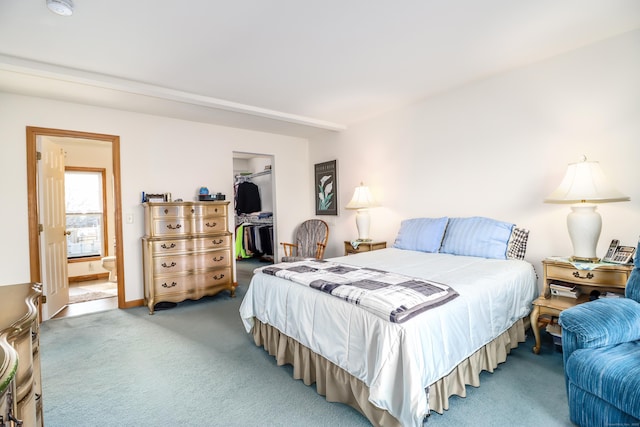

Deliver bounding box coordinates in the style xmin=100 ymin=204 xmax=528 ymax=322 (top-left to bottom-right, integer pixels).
xmin=260 ymin=259 xmax=459 ymax=323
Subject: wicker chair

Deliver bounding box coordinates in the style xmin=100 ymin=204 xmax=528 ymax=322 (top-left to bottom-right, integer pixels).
xmin=280 ymin=219 xmax=329 ymax=262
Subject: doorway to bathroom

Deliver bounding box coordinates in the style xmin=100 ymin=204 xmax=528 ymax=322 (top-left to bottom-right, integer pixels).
xmin=26 ymin=127 xmax=125 ymax=320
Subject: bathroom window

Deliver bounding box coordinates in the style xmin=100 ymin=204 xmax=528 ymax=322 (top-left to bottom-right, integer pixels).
xmin=65 ymin=168 xmax=108 ymax=261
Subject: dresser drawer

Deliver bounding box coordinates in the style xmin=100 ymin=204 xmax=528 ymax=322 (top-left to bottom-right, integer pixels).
xmin=150 ymin=205 xmax=193 ymax=217
xmin=151 ymin=219 xmax=192 ymax=236
xmin=153 ymin=250 xmax=231 ymax=273
xmin=150 ymin=235 xmax=231 ymax=254
xmin=546 ymin=264 xmax=629 ymax=288
xmin=153 ymin=268 xmax=231 ymax=296
xmin=194 ymin=217 xmax=226 ymax=234
xmin=193 ymin=204 xmax=227 ymax=217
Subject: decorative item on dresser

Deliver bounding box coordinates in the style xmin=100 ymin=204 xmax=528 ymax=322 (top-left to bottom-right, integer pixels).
xmin=530 ymin=257 xmax=633 ymax=354
xmin=0 ymin=283 xmax=44 ymax=427
xmin=142 ymin=201 xmax=235 ymax=315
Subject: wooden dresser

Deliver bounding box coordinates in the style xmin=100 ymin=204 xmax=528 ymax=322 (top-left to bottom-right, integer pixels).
xmin=142 ymin=201 xmax=235 ymax=314
xmin=0 ymin=283 xmax=43 ymax=427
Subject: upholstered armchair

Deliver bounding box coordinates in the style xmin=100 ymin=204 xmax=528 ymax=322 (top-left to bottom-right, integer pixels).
xmin=280 ymin=219 xmax=329 ymax=262
xmin=559 ymin=254 xmax=640 ymax=426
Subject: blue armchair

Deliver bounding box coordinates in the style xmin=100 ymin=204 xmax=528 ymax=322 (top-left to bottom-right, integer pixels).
xmin=559 ymin=254 xmax=640 ymax=426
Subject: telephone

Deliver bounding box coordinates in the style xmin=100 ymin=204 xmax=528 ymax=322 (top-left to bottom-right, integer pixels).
xmin=602 ymin=239 xmax=636 ymax=264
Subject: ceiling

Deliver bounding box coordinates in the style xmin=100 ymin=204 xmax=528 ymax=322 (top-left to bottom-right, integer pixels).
xmin=1 ymin=1 xmax=639 ymax=138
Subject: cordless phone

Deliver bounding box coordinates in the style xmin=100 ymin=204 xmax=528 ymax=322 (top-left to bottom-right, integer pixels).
xmin=602 ymin=239 xmax=635 ymax=264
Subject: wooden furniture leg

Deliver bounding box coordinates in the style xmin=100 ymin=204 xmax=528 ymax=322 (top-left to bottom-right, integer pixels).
xmin=530 ymin=305 xmax=541 ymax=354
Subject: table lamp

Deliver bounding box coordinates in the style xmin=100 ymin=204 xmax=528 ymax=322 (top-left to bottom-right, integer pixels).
xmin=345 ymin=182 xmax=377 ymax=241
xmin=544 ymin=155 xmax=629 ymax=262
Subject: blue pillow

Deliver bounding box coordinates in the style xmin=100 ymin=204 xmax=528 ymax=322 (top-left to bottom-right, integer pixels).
xmin=440 ymin=217 xmax=514 ymax=259
xmin=393 ymin=217 xmax=449 ymax=253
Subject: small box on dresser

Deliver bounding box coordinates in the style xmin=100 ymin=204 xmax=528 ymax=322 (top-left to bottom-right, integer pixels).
xmin=142 ymin=201 xmax=235 ymax=314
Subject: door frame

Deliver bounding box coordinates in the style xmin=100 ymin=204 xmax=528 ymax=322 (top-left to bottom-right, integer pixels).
xmin=27 ymin=126 xmax=126 ymax=310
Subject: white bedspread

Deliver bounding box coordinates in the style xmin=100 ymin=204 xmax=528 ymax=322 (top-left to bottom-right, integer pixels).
xmin=239 ymin=248 xmax=537 ymax=427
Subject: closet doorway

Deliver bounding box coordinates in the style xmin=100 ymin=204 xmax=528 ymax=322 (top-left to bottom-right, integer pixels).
xmin=233 ymin=152 xmax=276 ymax=270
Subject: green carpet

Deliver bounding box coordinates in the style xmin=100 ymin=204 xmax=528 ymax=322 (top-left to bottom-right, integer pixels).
xmin=40 ymin=260 xmax=572 ymax=426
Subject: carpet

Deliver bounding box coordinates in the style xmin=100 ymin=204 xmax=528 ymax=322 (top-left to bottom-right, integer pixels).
xmin=40 ymin=259 xmax=572 ymax=426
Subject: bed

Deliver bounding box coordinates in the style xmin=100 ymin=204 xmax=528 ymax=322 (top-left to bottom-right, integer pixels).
xmin=239 ymin=217 xmax=537 ymax=426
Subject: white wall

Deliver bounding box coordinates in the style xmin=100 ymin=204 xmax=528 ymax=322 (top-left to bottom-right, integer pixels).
xmin=0 ymin=94 xmax=312 ymax=302
xmin=310 ymin=30 xmax=640 ymax=287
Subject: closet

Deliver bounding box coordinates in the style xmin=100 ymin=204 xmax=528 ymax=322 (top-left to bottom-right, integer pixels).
xmin=233 ymin=154 xmax=275 ymax=263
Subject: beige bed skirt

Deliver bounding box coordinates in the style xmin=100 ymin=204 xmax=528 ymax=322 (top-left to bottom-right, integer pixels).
xmin=251 ymin=317 xmax=527 ymax=427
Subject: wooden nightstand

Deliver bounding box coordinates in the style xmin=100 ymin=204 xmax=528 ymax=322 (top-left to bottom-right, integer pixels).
xmin=344 ymin=240 xmax=387 ymax=256
xmin=530 ymin=258 xmax=633 ymax=354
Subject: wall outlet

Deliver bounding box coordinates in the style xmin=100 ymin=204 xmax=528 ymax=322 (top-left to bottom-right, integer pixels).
xmin=126 ymin=213 xmax=134 ymax=224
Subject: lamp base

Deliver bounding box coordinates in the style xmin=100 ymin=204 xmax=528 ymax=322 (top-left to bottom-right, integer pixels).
xmin=569 ymin=255 xmax=600 ymax=263
xmin=355 ymin=209 xmax=371 ymax=241
xmin=567 ymin=203 xmax=601 ymax=262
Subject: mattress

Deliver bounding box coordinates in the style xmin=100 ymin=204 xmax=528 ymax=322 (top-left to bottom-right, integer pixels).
xmin=239 ymin=248 xmax=537 ymax=426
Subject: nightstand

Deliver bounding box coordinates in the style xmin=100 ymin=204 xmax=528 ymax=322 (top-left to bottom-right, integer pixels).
xmin=344 ymin=240 xmax=387 ymax=256
xmin=530 ymin=257 xmax=633 ymax=354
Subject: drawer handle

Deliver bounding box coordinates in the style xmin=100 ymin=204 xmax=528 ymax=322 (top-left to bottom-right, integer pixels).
xmin=213 ymin=274 xmax=225 ymax=280
xmin=213 ymin=256 xmax=225 ymax=262
xmin=162 ymin=282 xmax=177 ymax=288
xmin=161 ymin=262 xmax=176 ymax=268
xmin=191 ymin=208 xmax=195 ymax=214
xmin=164 ymin=208 xmax=168 ymax=214
xmin=205 ymin=222 xmax=217 ymax=228
xmin=572 ymin=271 xmax=594 ymax=280
xmin=161 ymin=243 xmax=176 ymax=249
xmin=166 ymin=224 xmax=182 ymax=230
xmin=212 ymin=239 xmax=223 ymax=245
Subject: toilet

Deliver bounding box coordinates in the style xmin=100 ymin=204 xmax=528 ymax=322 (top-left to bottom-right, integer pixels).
xmin=101 ymin=256 xmax=117 ymax=282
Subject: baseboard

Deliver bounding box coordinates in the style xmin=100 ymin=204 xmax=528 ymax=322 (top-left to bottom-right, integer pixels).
xmin=68 ymin=273 xmax=110 ymax=283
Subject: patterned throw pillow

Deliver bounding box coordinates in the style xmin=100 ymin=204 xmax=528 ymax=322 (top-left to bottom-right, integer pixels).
xmin=507 ymin=227 xmax=529 ymax=260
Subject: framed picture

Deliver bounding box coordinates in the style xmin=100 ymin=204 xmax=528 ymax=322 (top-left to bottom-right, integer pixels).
xmin=314 ymin=160 xmax=338 ymax=215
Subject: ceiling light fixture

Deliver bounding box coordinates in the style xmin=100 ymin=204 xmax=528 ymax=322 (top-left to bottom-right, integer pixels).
xmin=46 ymin=0 xmax=74 ymax=16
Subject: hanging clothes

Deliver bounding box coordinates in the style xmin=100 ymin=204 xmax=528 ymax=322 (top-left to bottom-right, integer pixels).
xmin=235 ymin=181 xmax=261 ymax=215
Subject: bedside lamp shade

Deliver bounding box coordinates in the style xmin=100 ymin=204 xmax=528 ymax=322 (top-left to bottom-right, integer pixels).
xmin=345 ymin=182 xmax=376 ymax=241
xmin=545 ymin=156 xmax=629 ymax=262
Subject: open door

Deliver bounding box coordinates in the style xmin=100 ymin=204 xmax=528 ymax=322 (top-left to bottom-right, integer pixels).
xmin=37 ymin=137 xmax=69 ymax=319
xmin=27 ymin=126 xmax=128 ymax=318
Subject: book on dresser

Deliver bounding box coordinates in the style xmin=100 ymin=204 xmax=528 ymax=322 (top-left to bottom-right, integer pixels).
xmin=549 ymin=282 xmax=582 ymax=299
xmin=141 ymin=201 xmax=235 ymax=314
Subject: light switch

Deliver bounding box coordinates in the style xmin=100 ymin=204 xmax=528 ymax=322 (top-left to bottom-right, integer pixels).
xmin=126 ymin=213 xmax=134 ymax=224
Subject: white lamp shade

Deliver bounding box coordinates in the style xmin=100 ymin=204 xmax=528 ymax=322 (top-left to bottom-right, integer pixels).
xmin=545 ymin=157 xmax=629 ymax=203
xmin=345 ymin=183 xmax=376 ymax=209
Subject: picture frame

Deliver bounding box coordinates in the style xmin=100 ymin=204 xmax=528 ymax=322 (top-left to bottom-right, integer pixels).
xmin=314 ymin=160 xmax=338 ymax=215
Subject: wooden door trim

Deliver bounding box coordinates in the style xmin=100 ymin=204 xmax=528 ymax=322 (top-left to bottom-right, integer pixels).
xmin=26 ymin=126 xmax=131 ymax=310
